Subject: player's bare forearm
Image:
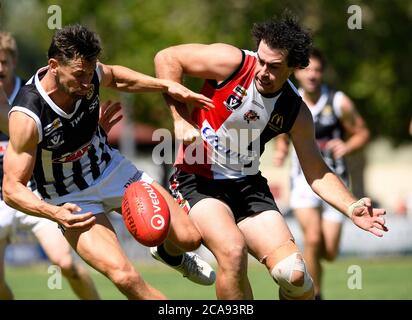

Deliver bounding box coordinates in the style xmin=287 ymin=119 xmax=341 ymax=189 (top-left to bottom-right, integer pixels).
xmin=343 ymin=126 xmax=370 ymax=155
xmin=164 ymin=94 xmax=193 ymax=124
xmin=101 ymin=64 xmax=170 ymax=93
xmin=292 ymin=103 xmax=357 ymax=217
xmin=310 ymin=170 xmax=357 ymax=218
xmin=338 ymin=95 xmax=370 ymax=155
xmin=155 ymin=49 xmax=196 ymax=125
xmin=2 ymin=175 xmax=60 ymax=221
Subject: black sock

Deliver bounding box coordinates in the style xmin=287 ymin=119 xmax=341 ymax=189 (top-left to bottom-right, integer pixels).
xmin=157 ymin=244 xmax=184 ymax=266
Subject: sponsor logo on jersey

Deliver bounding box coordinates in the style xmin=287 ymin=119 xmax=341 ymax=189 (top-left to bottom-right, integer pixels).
xmin=267 ymin=113 xmax=284 ymax=132
xmin=52 ymin=141 xmax=92 ymax=163
xmin=46 ymin=130 xmax=65 ymax=148
xmin=86 ymin=84 xmax=95 ymax=100
xmin=89 ymin=96 xmax=99 ymax=112
xmin=201 ymin=121 xmax=257 ymax=165
xmin=44 ymin=118 xmax=63 ymax=137
xmin=243 ymin=110 xmax=260 ymax=124
xmin=70 ymin=111 xmax=85 ymax=127
xmin=233 ymin=85 xmax=247 ymax=97
xmin=224 ymin=95 xmax=242 ymax=111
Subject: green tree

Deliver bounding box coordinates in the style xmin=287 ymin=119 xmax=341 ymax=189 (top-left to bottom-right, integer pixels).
xmin=2 ymin=0 xmax=410 ymax=144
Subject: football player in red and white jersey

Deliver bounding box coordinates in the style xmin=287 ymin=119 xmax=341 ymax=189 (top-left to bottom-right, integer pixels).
xmin=155 ymin=15 xmax=387 ymax=300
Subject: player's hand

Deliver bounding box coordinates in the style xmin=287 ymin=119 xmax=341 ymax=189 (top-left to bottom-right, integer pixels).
xmin=99 ymin=100 xmax=123 ymax=134
xmin=350 ymin=197 xmax=388 ymax=237
xmin=325 ymin=138 xmax=349 ymax=159
xmin=54 ymin=203 xmax=96 ymax=230
xmin=165 ymin=80 xmax=215 ymax=110
xmin=174 ymin=118 xmax=203 ymax=145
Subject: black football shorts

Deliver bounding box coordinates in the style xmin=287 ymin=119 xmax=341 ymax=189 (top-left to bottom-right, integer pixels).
xmin=170 ymin=169 xmax=280 ymax=223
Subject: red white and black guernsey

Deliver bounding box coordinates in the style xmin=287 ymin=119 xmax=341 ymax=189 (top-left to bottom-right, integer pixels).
xmin=175 ymin=49 xmax=302 ymax=179
xmin=10 ymin=67 xmax=114 ymax=200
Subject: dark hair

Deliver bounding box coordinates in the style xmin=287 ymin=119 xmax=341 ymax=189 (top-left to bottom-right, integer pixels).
xmin=48 ymin=24 xmax=101 ymax=64
xmin=309 ymin=47 xmax=327 ymax=70
xmin=251 ymin=14 xmax=312 ymax=69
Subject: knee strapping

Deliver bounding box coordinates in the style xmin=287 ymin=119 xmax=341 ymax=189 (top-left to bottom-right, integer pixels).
xmin=270 ymin=252 xmax=313 ymax=299
xmin=263 ymin=240 xmax=313 ymax=300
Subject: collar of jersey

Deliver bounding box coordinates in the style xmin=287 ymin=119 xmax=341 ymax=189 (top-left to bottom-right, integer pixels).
xmin=35 ymin=66 xmax=82 ymax=119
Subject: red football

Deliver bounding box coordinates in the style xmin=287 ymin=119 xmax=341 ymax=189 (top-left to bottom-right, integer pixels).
xmin=121 ymin=181 xmax=170 ymax=247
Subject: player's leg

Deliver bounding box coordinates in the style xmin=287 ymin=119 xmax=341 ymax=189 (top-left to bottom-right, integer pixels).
xmin=148 ymin=181 xmax=215 ymax=285
xmin=189 ymin=198 xmax=253 ymax=299
xmin=152 ymin=180 xmax=201 ymax=251
xmin=64 ymin=213 xmax=165 ymax=300
xmin=0 ymin=237 xmax=13 ymax=299
xmin=294 ymin=208 xmax=322 ymax=298
xmin=100 ymin=154 xmax=214 ymax=286
xmin=0 ymin=203 xmax=16 ymax=299
xmin=290 ymin=173 xmax=323 ymax=298
xmin=32 ymin=219 xmax=100 ymax=300
xmin=239 ymin=210 xmax=314 ymax=300
xmin=321 ymin=206 xmax=344 ymax=261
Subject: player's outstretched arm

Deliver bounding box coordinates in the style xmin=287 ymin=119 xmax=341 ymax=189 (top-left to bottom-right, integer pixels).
xmin=97 ymin=62 xmax=214 ymax=110
xmin=290 ymin=103 xmax=388 ymax=237
xmin=154 ymin=43 xmax=242 ymax=142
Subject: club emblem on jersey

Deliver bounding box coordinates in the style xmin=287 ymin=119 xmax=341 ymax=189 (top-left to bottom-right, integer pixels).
xmin=322 ymin=105 xmax=333 ymax=115
xmin=243 ymin=110 xmax=260 ymax=124
xmin=86 ymin=84 xmax=95 ymax=100
xmin=46 ymin=131 xmax=65 ymax=149
xmin=233 ymin=85 xmax=247 ymax=97
xmin=224 ymin=95 xmax=242 ymax=111
xmin=44 ymin=118 xmax=63 ymax=137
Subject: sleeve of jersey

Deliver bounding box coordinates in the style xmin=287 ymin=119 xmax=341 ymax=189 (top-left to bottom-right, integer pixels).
xmin=9 ymin=87 xmax=43 ymax=144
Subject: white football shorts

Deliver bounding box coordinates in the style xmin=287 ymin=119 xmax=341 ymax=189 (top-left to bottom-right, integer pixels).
xmin=0 ymin=197 xmax=57 ymax=241
xmin=47 ymin=151 xmax=153 ymax=215
xmin=290 ymin=173 xmax=345 ymax=223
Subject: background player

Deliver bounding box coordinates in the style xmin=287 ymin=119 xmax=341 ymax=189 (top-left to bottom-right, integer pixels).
xmin=274 ymin=48 xmax=370 ymax=299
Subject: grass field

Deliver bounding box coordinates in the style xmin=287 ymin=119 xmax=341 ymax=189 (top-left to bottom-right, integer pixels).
xmin=5 ymin=256 xmax=412 ymax=300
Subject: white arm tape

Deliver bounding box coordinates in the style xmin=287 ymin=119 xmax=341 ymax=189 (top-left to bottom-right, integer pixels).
xmin=347 ymin=198 xmax=366 ymax=218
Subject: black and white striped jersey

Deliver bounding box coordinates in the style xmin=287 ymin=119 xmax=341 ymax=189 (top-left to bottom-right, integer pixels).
xmin=10 ymin=67 xmax=114 ymax=200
